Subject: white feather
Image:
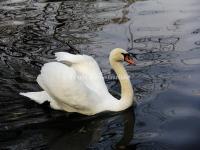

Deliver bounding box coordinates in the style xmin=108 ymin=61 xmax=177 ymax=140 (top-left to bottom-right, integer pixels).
xmin=19 ymin=91 xmax=50 ymax=104
xmin=55 ymin=52 xmax=108 ymax=94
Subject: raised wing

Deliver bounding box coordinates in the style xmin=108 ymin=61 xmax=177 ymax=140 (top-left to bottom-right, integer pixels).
xmin=55 ymin=52 xmax=108 ymax=94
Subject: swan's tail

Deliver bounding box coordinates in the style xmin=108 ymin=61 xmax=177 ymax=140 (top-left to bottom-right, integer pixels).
xmin=20 ymin=91 xmax=50 ymax=104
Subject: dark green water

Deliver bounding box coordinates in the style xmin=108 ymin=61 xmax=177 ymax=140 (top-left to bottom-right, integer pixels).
xmin=0 ymin=0 xmax=200 ymax=149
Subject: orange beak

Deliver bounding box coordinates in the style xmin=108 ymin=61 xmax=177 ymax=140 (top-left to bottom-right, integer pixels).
xmin=124 ymin=54 xmax=136 ymax=65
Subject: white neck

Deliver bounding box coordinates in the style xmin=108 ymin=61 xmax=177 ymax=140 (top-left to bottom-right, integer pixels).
xmin=107 ymin=60 xmax=135 ymax=111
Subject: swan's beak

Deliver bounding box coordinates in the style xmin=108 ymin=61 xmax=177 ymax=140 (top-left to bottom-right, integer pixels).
xmin=124 ymin=53 xmax=136 ymax=65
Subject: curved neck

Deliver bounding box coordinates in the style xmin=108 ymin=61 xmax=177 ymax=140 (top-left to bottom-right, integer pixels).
xmin=109 ymin=60 xmax=134 ymax=111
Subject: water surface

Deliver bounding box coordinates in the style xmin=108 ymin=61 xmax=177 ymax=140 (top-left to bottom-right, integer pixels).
xmin=0 ymin=0 xmax=200 ymax=149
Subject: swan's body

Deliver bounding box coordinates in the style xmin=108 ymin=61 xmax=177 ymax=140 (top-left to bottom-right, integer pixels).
xmin=20 ymin=48 xmax=136 ymax=115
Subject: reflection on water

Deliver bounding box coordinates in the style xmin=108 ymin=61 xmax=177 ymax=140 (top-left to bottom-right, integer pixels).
xmin=0 ymin=108 xmax=135 ymax=150
xmin=1 ymin=0 xmax=200 ymax=149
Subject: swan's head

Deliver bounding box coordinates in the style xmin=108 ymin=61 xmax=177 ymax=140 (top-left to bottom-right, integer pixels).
xmin=109 ymin=48 xmax=136 ymax=65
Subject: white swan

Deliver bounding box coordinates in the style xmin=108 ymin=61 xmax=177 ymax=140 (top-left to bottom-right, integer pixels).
xmin=20 ymin=48 xmax=136 ymax=115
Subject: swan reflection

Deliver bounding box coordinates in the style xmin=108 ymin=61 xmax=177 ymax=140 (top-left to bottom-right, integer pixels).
xmin=45 ymin=108 xmax=135 ymax=150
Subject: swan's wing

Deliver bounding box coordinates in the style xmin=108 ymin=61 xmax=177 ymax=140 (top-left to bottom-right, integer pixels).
xmin=37 ymin=62 xmax=99 ymax=112
xmin=55 ymin=52 xmax=108 ymax=94
xmin=55 ymin=52 xmax=86 ymax=64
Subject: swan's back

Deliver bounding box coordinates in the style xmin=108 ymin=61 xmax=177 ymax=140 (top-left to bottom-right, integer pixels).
xmin=37 ymin=62 xmax=105 ymax=115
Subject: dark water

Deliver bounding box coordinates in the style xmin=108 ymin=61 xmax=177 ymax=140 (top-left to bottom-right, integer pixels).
xmin=1 ymin=0 xmax=200 ymax=149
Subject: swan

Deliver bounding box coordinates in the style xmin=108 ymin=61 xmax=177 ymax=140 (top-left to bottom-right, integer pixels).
xmin=20 ymin=48 xmax=136 ymax=115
